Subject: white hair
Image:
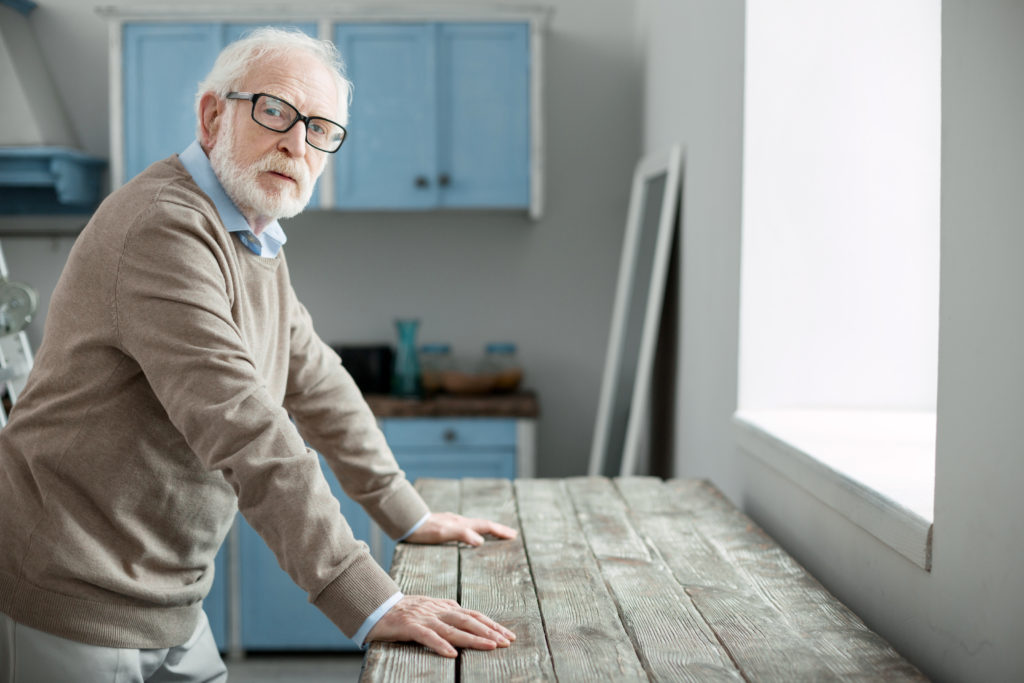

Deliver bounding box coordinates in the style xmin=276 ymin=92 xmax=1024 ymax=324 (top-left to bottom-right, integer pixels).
xmin=195 ymin=26 xmax=352 ymax=138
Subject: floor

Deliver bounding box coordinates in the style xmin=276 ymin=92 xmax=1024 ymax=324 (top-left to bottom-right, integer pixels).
xmin=225 ymin=653 xmax=365 ymax=683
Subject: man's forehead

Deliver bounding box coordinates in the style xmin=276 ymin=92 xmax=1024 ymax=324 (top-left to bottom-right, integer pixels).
xmin=241 ymin=52 xmax=339 ymax=116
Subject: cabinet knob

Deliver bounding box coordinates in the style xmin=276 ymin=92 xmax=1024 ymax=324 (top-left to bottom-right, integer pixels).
xmin=414 ymin=175 xmax=430 ymax=188
xmin=442 ymin=428 xmax=457 ymax=443
xmin=438 ymin=173 xmax=451 ymax=187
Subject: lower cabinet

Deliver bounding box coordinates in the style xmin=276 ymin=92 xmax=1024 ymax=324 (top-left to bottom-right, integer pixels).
xmin=223 ymin=416 xmax=525 ymax=652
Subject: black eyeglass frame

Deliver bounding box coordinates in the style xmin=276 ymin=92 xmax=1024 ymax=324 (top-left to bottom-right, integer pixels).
xmin=225 ymin=91 xmax=347 ymax=153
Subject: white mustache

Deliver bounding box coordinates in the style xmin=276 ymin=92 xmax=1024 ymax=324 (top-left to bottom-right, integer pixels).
xmin=254 ymin=154 xmax=309 ymax=187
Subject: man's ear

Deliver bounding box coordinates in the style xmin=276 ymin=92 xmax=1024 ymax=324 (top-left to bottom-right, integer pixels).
xmin=198 ymin=92 xmax=223 ymax=150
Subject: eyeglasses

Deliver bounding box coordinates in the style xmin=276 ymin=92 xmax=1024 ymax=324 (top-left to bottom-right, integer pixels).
xmin=226 ymin=92 xmax=347 ymax=153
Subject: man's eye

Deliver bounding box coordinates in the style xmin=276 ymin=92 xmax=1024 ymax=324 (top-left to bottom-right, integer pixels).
xmin=262 ymin=106 xmax=283 ymax=118
xmin=309 ymin=122 xmax=327 ymax=136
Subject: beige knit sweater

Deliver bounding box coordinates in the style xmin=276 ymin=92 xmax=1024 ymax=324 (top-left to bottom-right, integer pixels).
xmin=0 ymin=156 xmax=428 ymax=648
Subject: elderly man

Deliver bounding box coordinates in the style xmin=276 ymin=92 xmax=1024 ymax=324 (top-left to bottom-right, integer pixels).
xmin=0 ymin=27 xmax=515 ymax=682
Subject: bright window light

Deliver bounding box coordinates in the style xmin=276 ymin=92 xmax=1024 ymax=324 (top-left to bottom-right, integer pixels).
xmin=738 ymin=0 xmax=941 ymax=551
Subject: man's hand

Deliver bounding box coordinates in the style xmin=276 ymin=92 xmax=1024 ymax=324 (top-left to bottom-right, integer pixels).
xmin=405 ymin=512 xmax=517 ymax=546
xmin=366 ymin=595 xmax=516 ymax=657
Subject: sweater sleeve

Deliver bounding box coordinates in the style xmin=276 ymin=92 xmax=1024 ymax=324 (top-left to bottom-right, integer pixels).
xmin=112 ymin=199 xmax=399 ymax=638
xmin=281 ymin=284 xmax=430 ymax=542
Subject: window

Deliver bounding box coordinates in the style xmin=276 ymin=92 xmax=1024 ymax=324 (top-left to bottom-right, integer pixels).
xmin=737 ymin=0 xmax=941 ymax=569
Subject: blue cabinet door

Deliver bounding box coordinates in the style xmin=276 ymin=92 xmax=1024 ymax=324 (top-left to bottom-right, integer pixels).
xmin=122 ymin=22 xmax=322 ymax=208
xmin=123 ymin=24 xmax=220 ymax=182
xmin=333 ymin=24 xmax=437 ymax=209
xmin=333 ymin=23 xmax=529 ymax=210
xmin=438 ymin=23 xmax=530 ymax=208
xmin=238 ymin=453 xmax=370 ymax=651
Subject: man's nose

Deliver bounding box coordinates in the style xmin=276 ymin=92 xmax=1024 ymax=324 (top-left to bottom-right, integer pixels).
xmin=278 ymin=120 xmax=307 ymax=157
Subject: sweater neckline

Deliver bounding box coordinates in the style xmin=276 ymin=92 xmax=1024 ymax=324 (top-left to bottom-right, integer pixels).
xmin=232 ymin=234 xmax=283 ymax=272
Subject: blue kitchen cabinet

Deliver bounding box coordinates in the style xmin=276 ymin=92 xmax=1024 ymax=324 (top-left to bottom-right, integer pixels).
xmin=375 ymin=417 xmax=518 ymax=571
xmin=333 ymin=23 xmax=530 ymax=210
xmin=237 ymin=453 xmax=371 ymax=651
xmin=120 ymin=22 xmax=320 ymax=207
xmin=118 ymin=20 xmax=533 ymax=212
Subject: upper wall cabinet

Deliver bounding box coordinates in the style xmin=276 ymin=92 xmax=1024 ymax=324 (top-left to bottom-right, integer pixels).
xmin=103 ymin=7 xmax=548 ymax=218
xmin=334 ymin=23 xmax=529 ymax=211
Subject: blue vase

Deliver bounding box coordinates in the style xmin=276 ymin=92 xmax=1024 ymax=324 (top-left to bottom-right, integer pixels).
xmin=391 ymin=318 xmax=421 ymax=397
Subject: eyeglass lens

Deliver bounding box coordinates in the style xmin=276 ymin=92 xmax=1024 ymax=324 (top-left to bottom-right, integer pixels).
xmin=253 ymin=94 xmax=345 ymax=152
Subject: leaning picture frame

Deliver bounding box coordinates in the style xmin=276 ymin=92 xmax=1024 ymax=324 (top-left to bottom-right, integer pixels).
xmin=588 ymin=144 xmax=683 ymax=477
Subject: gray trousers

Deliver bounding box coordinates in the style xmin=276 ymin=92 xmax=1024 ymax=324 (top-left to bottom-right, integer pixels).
xmin=0 ymin=611 xmax=227 ymax=683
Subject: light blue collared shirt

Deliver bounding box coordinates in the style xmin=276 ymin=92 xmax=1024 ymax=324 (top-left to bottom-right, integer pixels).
xmin=179 ymin=140 xmax=429 ymax=644
xmin=178 ymin=140 xmax=287 ymax=258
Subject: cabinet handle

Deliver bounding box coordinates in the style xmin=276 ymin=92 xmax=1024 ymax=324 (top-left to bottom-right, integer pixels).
xmin=414 ymin=175 xmax=430 ymax=188
xmin=438 ymin=173 xmax=451 ymax=187
xmin=442 ymin=428 xmax=457 ymax=443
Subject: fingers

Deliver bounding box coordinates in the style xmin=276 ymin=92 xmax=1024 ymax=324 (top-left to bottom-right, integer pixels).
xmin=474 ymin=519 xmax=518 ymax=540
xmin=406 ymin=513 xmax=518 ymax=546
xmin=411 ymin=623 xmax=460 ymax=658
xmin=445 ymin=608 xmax=517 ymax=643
xmin=367 ymin=595 xmax=517 ymax=659
xmin=455 ymin=516 xmax=518 ymax=545
xmin=460 ymin=528 xmax=486 ymax=546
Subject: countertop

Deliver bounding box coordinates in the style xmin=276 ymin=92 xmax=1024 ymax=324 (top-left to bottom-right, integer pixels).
xmin=363 ymin=477 xmax=926 ymax=682
xmin=364 ymin=391 xmax=539 ymax=418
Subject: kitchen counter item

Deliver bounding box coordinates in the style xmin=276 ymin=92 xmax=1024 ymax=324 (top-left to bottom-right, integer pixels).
xmin=418 ymin=343 xmax=452 ymax=395
xmin=391 ymin=319 xmax=421 ymax=397
xmin=439 ymin=369 xmax=498 ymax=395
xmin=481 ymin=342 xmax=523 ymax=392
xmin=364 ymin=391 xmax=539 ymax=418
xmin=332 ymin=345 xmax=393 ymax=395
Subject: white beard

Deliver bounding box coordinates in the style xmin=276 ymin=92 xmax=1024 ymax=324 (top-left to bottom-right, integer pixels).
xmin=209 ymin=114 xmax=316 ymax=222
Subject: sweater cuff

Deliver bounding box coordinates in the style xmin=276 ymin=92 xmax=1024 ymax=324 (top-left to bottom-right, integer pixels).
xmin=312 ymin=551 xmax=400 ymax=638
xmin=374 ymin=479 xmax=431 ymax=541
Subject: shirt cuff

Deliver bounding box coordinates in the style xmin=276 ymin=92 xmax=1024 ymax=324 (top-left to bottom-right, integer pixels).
xmin=353 ymin=591 xmax=404 ymax=648
xmin=397 ymin=512 xmax=431 ymax=541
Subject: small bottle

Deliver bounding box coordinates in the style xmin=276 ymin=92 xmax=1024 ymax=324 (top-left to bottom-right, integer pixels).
xmin=391 ymin=318 xmax=421 ymax=397
xmin=418 ymin=343 xmax=452 ymax=396
xmin=482 ymin=342 xmax=523 ymax=393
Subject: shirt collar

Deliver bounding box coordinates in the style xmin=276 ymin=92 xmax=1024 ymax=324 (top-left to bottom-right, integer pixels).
xmin=178 ymin=140 xmax=287 ymax=257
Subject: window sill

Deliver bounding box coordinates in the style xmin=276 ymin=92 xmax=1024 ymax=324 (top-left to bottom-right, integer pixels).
xmin=733 ymin=409 xmax=934 ymax=570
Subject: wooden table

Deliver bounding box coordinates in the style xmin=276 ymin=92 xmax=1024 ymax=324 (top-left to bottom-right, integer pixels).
xmin=361 ymin=477 xmax=926 ymax=682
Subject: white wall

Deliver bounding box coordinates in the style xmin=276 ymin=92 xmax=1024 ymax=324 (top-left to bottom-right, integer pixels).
xmin=640 ymin=0 xmax=1024 ymax=680
xmin=635 ymin=0 xmax=746 ymax=500
xmin=0 ymin=0 xmax=644 ymax=478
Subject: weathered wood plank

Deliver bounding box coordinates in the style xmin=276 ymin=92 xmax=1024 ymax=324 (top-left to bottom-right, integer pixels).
xmin=617 ymin=477 xmax=926 ymax=681
xmin=615 ymin=476 xmax=842 ymax=681
xmin=662 ymin=478 xmax=927 ymax=680
xmin=360 ymin=479 xmax=460 ymax=683
xmin=457 ymin=478 xmax=556 ymax=682
xmin=515 ymin=478 xmax=649 ymax=682
xmin=566 ymin=476 xmax=743 ymax=682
